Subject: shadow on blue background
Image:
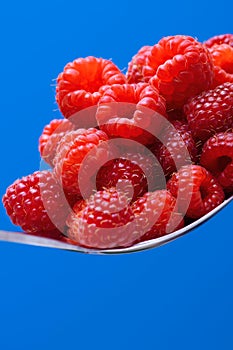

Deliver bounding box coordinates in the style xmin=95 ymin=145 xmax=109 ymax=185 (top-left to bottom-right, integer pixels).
xmin=0 ymin=1 xmax=232 ymax=349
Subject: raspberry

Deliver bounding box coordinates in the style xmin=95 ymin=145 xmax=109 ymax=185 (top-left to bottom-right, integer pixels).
xmin=96 ymin=152 xmax=158 ymax=203
xmin=156 ymin=120 xmax=198 ymax=178
xmin=126 ymin=45 xmax=152 ymax=83
xmin=56 ymin=56 xmax=126 ymax=119
xmin=66 ymin=188 xmax=139 ymax=249
xmin=53 ymin=128 xmax=111 ymax=195
xmin=96 ymin=83 xmax=167 ymax=144
xmin=167 ymin=165 xmax=225 ymax=219
xmin=131 ymin=190 xmax=184 ymax=242
xmin=200 ymin=132 xmax=233 ymax=193
xmin=208 ymin=44 xmax=233 ymax=87
xmin=2 ymin=171 xmax=72 ymax=234
xmin=39 ymin=119 xmax=75 ymax=166
xmin=184 ymin=82 xmax=233 ymax=142
xmin=143 ymin=35 xmax=214 ymax=109
xmin=204 ymin=34 xmax=233 ymax=48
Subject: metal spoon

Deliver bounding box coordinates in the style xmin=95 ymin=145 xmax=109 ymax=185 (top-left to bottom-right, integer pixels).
xmin=0 ymin=196 xmax=232 ymax=255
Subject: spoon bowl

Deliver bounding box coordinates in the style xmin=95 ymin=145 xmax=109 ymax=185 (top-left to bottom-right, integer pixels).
xmin=0 ymin=196 xmax=232 ymax=255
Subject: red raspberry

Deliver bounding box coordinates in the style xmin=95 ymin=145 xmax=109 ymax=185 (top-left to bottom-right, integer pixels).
xmin=56 ymin=56 xmax=126 ymax=119
xmin=2 ymin=171 xmax=73 ymax=234
xmin=200 ymin=132 xmax=233 ymax=193
xmin=167 ymin=165 xmax=225 ymax=219
xmin=96 ymin=83 xmax=167 ymax=145
xmin=126 ymin=46 xmax=152 ymax=83
xmin=131 ymin=190 xmax=184 ymax=242
xmin=156 ymin=120 xmax=198 ymax=178
xmin=208 ymin=44 xmax=233 ymax=87
xmin=184 ymin=82 xmax=233 ymax=142
xmin=53 ymin=128 xmax=111 ymax=195
xmin=143 ymin=35 xmax=214 ymax=109
xmin=39 ymin=119 xmax=75 ymax=166
xmin=204 ymin=34 xmax=233 ymax=48
xmin=96 ymin=152 xmax=159 ymax=203
xmin=66 ymin=188 xmax=139 ymax=249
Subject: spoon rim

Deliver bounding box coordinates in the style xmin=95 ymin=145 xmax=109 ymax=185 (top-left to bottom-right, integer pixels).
xmin=0 ymin=196 xmax=232 ymax=255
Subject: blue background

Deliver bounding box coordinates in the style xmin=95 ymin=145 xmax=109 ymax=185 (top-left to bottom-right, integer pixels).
xmin=0 ymin=1 xmax=233 ymax=349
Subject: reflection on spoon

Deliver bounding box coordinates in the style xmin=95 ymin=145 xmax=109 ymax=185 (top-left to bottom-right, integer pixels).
xmin=0 ymin=196 xmax=232 ymax=255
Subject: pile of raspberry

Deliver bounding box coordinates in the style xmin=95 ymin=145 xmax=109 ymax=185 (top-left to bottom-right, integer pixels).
xmin=2 ymin=34 xmax=233 ymax=250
